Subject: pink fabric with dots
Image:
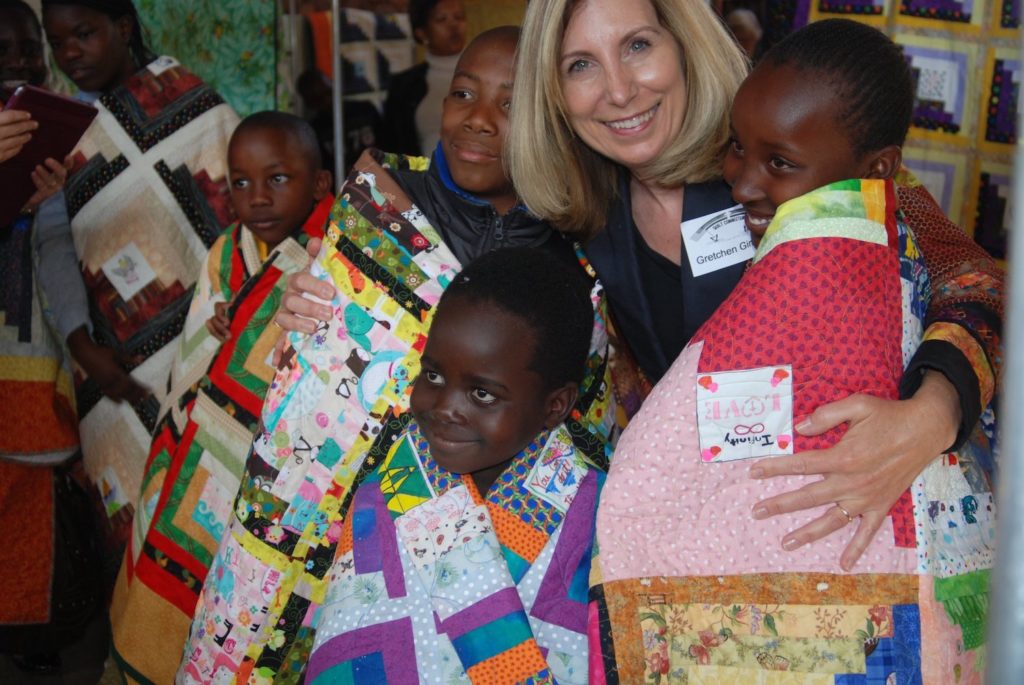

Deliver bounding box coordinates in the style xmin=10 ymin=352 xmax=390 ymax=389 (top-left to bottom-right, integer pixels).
xmin=597 ymin=238 xmax=918 ymax=580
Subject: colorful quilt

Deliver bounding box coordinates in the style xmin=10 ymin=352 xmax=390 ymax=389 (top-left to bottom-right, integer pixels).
xmin=63 ymin=56 xmax=237 ymax=554
xmin=592 ymin=179 xmax=995 ymax=684
xmin=306 ymin=419 xmax=601 ymax=684
xmin=108 ymin=197 xmax=332 ymax=683
xmin=0 ymin=213 xmax=77 ymax=627
xmin=0 ymin=214 xmax=78 ymax=464
xmin=177 ymin=149 xmax=616 ymax=684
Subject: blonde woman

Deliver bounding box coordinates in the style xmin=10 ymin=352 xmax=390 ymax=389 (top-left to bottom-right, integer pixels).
xmin=507 ymin=0 xmax=1000 ymax=594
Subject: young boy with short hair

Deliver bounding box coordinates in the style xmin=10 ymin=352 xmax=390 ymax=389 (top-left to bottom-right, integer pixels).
xmin=308 ymin=247 xmax=601 ymax=685
xmin=110 ymin=111 xmax=333 ymax=684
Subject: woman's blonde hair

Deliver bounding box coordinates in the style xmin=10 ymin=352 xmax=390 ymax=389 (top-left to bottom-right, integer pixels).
xmin=506 ymin=0 xmax=749 ymax=237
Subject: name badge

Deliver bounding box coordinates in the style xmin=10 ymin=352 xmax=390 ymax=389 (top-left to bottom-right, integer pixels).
xmin=681 ymin=205 xmax=755 ymax=277
xmin=696 ymin=365 xmax=794 ymax=463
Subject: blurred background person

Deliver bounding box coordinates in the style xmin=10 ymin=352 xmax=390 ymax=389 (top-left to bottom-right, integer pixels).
xmin=381 ymin=0 xmax=466 ymax=155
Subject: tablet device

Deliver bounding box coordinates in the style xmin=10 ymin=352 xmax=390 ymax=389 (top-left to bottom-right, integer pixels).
xmin=0 ymin=84 xmax=97 ymax=225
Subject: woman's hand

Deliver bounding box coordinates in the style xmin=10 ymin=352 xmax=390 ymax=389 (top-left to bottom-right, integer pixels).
xmin=271 ymin=237 xmax=335 ymax=365
xmin=25 ymin=156 xmax=71 ymax=211
xmin=749 ymin=370 xmax=960 ymax=570
xmin=0 ymin=109 xmax=37 ymax=163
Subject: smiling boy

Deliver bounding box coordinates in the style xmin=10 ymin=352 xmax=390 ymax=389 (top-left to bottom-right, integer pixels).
xmin=308 ymin=248 xmax=601 ymax=684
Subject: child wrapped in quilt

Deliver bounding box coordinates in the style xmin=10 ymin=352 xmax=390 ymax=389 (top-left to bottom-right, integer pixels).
xmin=592 ymin=20 xmax=996 ymax=685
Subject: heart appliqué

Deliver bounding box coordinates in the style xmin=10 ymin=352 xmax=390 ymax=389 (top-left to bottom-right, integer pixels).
xmin=777 ymin=434 xmax=791 ymax=450
xmin=771 ymin=368 xmax=790 ymax=387
xmin=698 ymin=376 xmax=719 ymax=392
xmin=701 ymin=446 xmax=722 ymax=462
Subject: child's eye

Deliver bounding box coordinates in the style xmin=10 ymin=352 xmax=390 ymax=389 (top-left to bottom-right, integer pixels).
xmin=77 ymin=30 xmax=94 ymax=41
xmin=769 ymin=156 xmax=795 ymax=170
xmin=471 ymin=388 xmax=497 ymax=405
xmin=270 ymin=174 xmax=289 ymax=184
xmin=501 ymin=100 xmax=511 ymax=112
xmin=728 ymin=137 xmax=743 ymax=154
xmin=232 ymin=178 xmax=249 ymax=189
xmin=422 ymin=370 xmax=443 ymax=385
xmin=449 ymin=89 xmax=472 ymax=100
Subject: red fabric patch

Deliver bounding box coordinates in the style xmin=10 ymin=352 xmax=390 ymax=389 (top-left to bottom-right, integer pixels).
xmin=194 ymin=168 xmax=235 ymax=229
xmin=890 ymin=489 xmax=917 ymax=548
xmin=693 ymin=237 xmax=904 ymax=455
xmin=0 ymin=462 xmax=54 ymax=623
xmin=128 ymin=66 xmax=203 ymax=118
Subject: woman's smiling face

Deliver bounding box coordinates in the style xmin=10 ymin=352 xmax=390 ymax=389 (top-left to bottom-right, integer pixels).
xmin=558 ymin=0 xmax=687 ymax=175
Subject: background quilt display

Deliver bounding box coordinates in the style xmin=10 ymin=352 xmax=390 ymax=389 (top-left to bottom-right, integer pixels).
xmin=136 ymin=0 xmax=279 ymax=118
xmin=764 ymin=0 xmax=1019 ymax=261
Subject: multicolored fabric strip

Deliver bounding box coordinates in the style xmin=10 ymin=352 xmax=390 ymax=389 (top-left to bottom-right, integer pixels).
xmin=109 ymin=198 xmax=331 ymax=683
xmin=307 ymin=420 xmax=602 ymax=684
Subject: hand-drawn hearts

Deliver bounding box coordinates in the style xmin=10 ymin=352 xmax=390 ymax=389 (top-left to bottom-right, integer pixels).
xmin=771 ymin=368 xmax=789 ymax=387
xmin=701 ymin=446 xmax=722 ymax=462
xmin=777 ymin=434 xmax=791 ymax=450
xmin=698 ymin=376 xmax=719 ymax=392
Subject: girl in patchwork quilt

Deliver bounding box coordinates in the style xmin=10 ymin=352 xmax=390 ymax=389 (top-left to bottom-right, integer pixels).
xmin=593 ymin=19 xmax=995 ymax=685
xmin=306 ymin=246 xmax=603 ymax=685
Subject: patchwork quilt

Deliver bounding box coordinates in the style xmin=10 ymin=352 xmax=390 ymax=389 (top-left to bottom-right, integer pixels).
xmin=109 ymin=198 xmax=331 ymax=683
xmin=592 ymin=179 xmax=995 ymax=684
xmin=307 ymin=420 xmax=602 ymax=685
xmin=177 ymin=150 xmax=616 ymax=684
xmin=0 ymin=213 xmax=78 ymax=626
xmin=64 ymin=56 xmax=237 ymax=553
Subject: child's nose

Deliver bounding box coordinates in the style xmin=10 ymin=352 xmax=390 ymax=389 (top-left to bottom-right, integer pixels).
xmin=729 ymin=167 xmax=763 ymax=205
xmin=464 ymin=103 xmax=498 ymax=134
xmin=433 ymin=390 xmax=467 ymax=423
xmin=251 ymin=187 xmax=272 ymax=206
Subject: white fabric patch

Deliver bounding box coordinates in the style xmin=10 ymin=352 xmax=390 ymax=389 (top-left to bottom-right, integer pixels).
xmin=696 ymin=365 xmax=794 ymax=463
xmin=100 ymin=241 xmax=157 ymax=301
xmin=525 ymin=428 xmax=587 ymax=513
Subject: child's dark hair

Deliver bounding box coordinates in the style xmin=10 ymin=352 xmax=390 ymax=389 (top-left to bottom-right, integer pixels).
xmin=41 ymin=0 xmax=156 ymax=68
xmin=761 ymin=18 xmax=913 ymax=156
xmin=438 ymin=247 xmax=594 ymax=391
xmin=231 ymin=111 xmax=323 ymax=171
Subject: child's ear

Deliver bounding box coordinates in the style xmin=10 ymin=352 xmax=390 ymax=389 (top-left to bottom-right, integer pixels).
xmin=313 ymin=170 xmax=333 ymax=200
xmin=863 ymin=145 xmax=903 ymax=180
xmin=542 ymin=382 xmax=579 ymax=430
